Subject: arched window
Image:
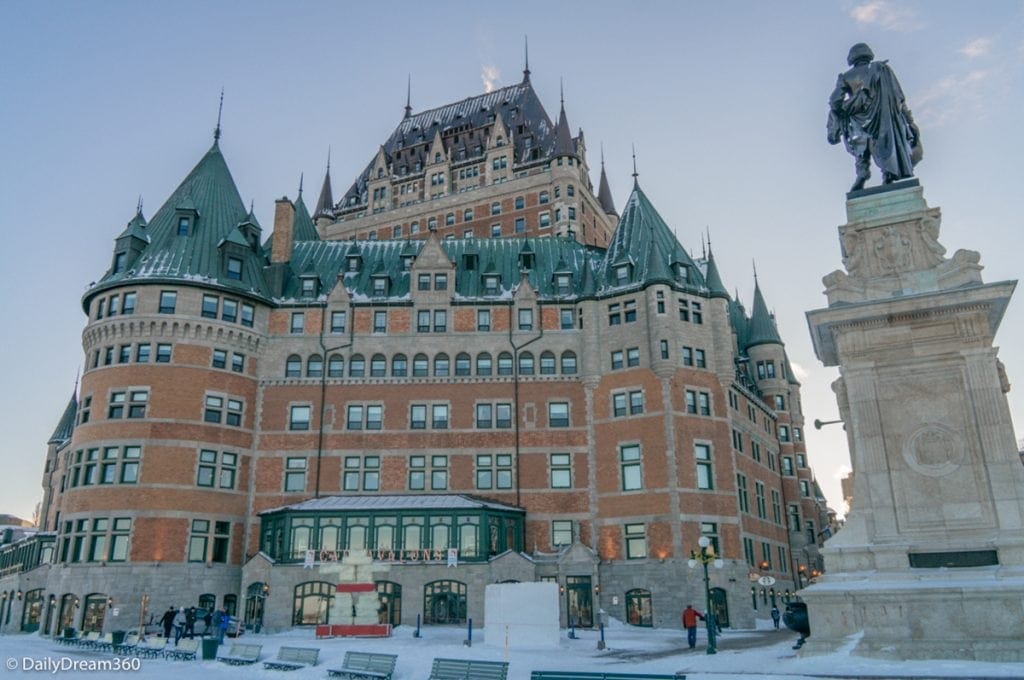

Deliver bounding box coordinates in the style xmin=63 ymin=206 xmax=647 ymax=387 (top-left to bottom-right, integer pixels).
xmin=244 ymin=582 xmax=266 ymax=629
xmin=307 ymin=354 xmax=323 ymax=378
xmin=376 ymin=581 xmax=402 ymax=627
xmin=540 ymin=351 xmax=556 ymax=375
xmin=561 ymin=351 xmax=578 ymax=375
xmin=518 ymin=351 xmax=535 ymax=375
xmin=392 ymin=354 xmax=408 ymax=377
xmin=413 ymin=354 xmax=429 ymax=377
xmin=370 ymin=354 xmax=387 ymax=377
xmin=328 ymin=354 xmax=344 ymax=377
xmin=292 ymin=581 xmax=334 ymax=626
xmin=463 ymin=208 xmax=473 ymax=221
xmin=497 ymin=352 xmax=513 ymax=376
xmin=455 ymin=353 xmax=471 ymax=376
xmin=198 ymin=593 xmax=216 ymax=612
xmin=625 ymin=589 xmax=653 ymax=627
xmin=223 ymin=594 xmax=237 ymax=617
xmin=434 ymin=353 xmax=450 ymax=377
xmin=423 ymin=580 xmax=467 ymax=625
xmin=446 ymin=213 xmax=455 ymax=226
xmin=80 ymin=593 xmax=108 ymax=633
xmin=20 ymin=588 xmax=44 ymax=633
xmin=349 ymin=354 xmax=365 ymax=377
xmin=58 ymin=594 xmax=78 ymax=636
xmin=285 ymin=354 xmax=301 ymax=378
xmin=476 ymin=352 xmax=492 ymax=376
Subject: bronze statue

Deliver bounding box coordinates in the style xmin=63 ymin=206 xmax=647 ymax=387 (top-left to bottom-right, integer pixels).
xmin=828 ymin=43 xmax=922 ymax=192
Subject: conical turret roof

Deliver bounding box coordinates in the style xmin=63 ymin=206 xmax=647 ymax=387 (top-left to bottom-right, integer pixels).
xmin=746 ymin=280 xmax=783 ymax=348
xmin=703 ymin=249 xmax=730 ymax=299
xmin=597 ymin=162 xmax=616 ymax=215
xmin=314 ymin=164 xmax=334 ymax=220
xmin=292 ymin=194 xmax=320 ymax=242
xmin=48 ymin=392 xmax=78 ymax=445
xmin=553 ymin=101 xmax=575 ymax=157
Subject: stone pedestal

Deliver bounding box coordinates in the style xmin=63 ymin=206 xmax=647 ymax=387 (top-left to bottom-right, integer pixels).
xmin=804 ymin=181 xmax=1024 ymax=661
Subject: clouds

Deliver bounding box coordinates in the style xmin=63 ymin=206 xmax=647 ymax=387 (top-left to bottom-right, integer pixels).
xmin=849 ymin=0 xmax=923 ymax=32
xmin=481 ymin=65 xmax=500 ymax=93
xmin=959 ymin=37 xmax=993 ymax=59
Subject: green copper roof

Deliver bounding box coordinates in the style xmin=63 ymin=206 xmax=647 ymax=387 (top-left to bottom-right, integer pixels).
xmin=88 ymin=141 xmax=271 ymax=307
xmin=746 ymin=280 xmax=783 ymax=348
xmin=116 ymin=208 xmax=149 ymax=241
xmin=292 ymin=194 xmax=320 ymax=242
xmin=48 ymin=392 xmax=77 ymax=444
xmin=703 ymin=249 xmax=730 ymax=299
xmin=729 ymin=298 xmax=750 ymax=350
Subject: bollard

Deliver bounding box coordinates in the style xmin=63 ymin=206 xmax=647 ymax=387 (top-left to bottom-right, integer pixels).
xmin=597 ymin=622 xmax=606 ymax=650
xmin=464 ymin=618 xmax=473 ymax=647
xmin=414 ymin=614 xmax=421 ymax=638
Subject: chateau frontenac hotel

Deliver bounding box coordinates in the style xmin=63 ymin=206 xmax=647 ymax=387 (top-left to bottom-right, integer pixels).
xmin=0 ymin=64 xmax=832 ymax=637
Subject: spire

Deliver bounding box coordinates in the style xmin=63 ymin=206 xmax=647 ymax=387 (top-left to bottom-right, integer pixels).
xmin=703 ymin=245 xmax=730 ymax=299
xmin=747 ymin=276 xmax=784 ymax=348
xmin=631 ymin=144 xmax=639 ymax=186
xmin=553 ymin=80 xmax=575 ymax=157
xmin=48 ymin=389 xmax=79 ymax=445
xmin=523 ymin=36 xmax=531 ymax=82
xmin=597 ymin=144 xmax=617 ymax=215
xmin=314 ymin=148 xmax=335 ymax=220
xmin=298 ymin=172 xmax=304 ymax=198
xmin=404 ymin=75 xmax=413 ymax=119
xmin=214 ymin=87 xmax=224 ymax=143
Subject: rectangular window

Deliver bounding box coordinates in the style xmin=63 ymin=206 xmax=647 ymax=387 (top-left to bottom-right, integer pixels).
xmin=624 ymin=300 xmax=637 ymax=322
xmin=692 ymin=302 xmax=703 ymax=324
xmin=284 ymin=457 xmax=307 ymax=492
xmin=620 ymin=444 xmax=642 ymax=491
xmin=771 ymin=489 xmax=782 ymax=524
xmin=629 ymin=390 xmax=644 ymax=415
xmin=550 ymin=453 xmax=571 ymax=488
xmin=800 ymin=480 xmax=810 ymax=497
xmin=432 ymin=404 xmax=449 ymax=429
xmin=660 ymin=339 xmax=669 ymax=359
xmin=682 ymin=346 xmax=693 ymax=366
xmin=475 ymin=403 xmax=492 ymax=428
xmin=331 ymin=310 xmax=347 ymax=333
xmin=417 ymin=310 xmax=430 ymax=333
xmin=788 ymin=504 xmax=801 ymax=532
xmin=518 ymin=308 xmax=533 ymax=331
xmin=197 ymin=449 xmax=217 ymax=487
xmin=695 ymin=443 xmax=713 ymax=489
xmin=552 ymin=520 xmax=573 ymax=547
xmin=612 ymin=393 xmax=627 ymax=418
xmin=231 ymin=353 xmax=244 ymax=373
xmin=608 ymin=303 xmax=621 ymax=326
xmin=625 ymin=523 xmax=647 ymax=559
xmin=226 ymin=399 xmax=243 ymax=427
xmin=343 ymin=455 xmax=380 ymax=491
xmin=779 ymin=425 xmax=791 ymax=442
xmin=373 ymin=311 xmax=387 ymax=333
xmin=107 ymin=294 xmax=120 ymax=317
xmin=347 ymin=404 xmax=364 ymax=430
xmin=548 ymin=402 xmax=569 ymax=427
xmin=408 ymin=455 xmax=425 ymax=490
xmin=211 ymin=349 xmax=226 ymax=369
xmin=435 ymin=273 xmax=448 ymax=290
xmin=431 ymin=455 xmax=448 ymax=490
xmin=155 ymin=343 xmax=172 ymax=363
xmin=477 ymin=309 xmax=490 ymax=331
xmin=118 ymin=344 xmax=131 ymax=363
xmin=122 ymin=292 xmax=136 ymax=315
xmin=737 ymin=473 xmax=750 ymax=512
xmin=417 ymin=274 xmax=431 ymax=291
xmin=495 ymin=403 xmax=512 ymax=428
xmin=188 ymin=519 xmax=208 ymax=562
xmin=626 ymin=347 xmax=640 ymax=367
xmin=695 ymin=349 xmax=706 ymax=368
xmin=686 ymin=390 xmax=697 ymax=414
xmin=159 ymin=291 xmax=177 ymax=314
xmin=202 ymin=295 xmax=219 ymax=319
xmin=289 ymin=405 xmax=311 ymax=431
xmin=204 ymin=395 xmax=223 ymax=423
xmin=290 ymin=312 xmax=304 ymax=334
xmin=755 ymin=481 xmax=767 ymax=519
xmin=698 ymin=392 xmax=711 ymax=416
xmin=782 ymin=456 xmax=794 ymax=476
xmin=743 ymin=537 xmax=755 ymax=567
xmin=221 ymin=298 xmax=238 ymax=323
xmin=611 ymin=350 xmax=623 ymax=370
xmin=410 ymin=404 xmax=426 ymax=429
xmin=433 ymin=309 xmax=447 ymax=332
xmin=560 ymin=309 xmax=574 ymax=329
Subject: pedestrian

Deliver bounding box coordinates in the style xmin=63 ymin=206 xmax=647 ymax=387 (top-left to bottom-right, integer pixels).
xmin=681 ymin=603 xmax=705 ymax=649
xmin=173 ymin=607 xmax=185 ymax=644
xmin=160 ymin=606 xmax=176 ymax=639
xmin=203 ymin=609 xmax=213 ymax=637
xmin=770 ymin=605 xmax=781 ymax=630
xmin=216 ymin=608 xmax=229 ymax=645
xmin=185 ymin=607 xmax=197 ymax=639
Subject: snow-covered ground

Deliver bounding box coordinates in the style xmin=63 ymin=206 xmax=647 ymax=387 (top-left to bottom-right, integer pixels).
xmin=1 ymin=620 xmax=1021 ymax=680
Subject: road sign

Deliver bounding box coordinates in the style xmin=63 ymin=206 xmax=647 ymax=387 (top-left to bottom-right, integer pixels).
xmin=757 ymin=575 xmax=776 ymax=586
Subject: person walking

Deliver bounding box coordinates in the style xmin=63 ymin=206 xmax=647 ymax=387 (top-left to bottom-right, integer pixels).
xmin=215 ymin=608 xmax=229 ymax=645
xmin=185 ymin=607 xmax=197 ymax=639
xmin=160 ymin=606 xmax=176 ymax=639
xmin=202 ymin=609 xmax=213 ymax=637
xmin=172 ymin=607 xmax=185 ymax=644
xmin=770 ymin=605 xmax=781 ymax=630
xmin=682 ymin=604 xmax=705 ymax=649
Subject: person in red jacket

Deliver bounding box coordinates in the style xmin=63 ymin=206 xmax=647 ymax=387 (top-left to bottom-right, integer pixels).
xmin=682 ymin=604 xmax=705 ymax=649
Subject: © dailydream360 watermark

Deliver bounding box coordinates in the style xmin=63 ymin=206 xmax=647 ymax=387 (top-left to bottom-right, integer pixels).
xmin=5 ymin=656 xmax=142 ymax=673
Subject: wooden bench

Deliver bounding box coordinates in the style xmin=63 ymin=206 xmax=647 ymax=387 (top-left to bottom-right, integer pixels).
xmin=530 ymin=673 xmax=686 ymax=680
xmin=327 ymin=651 xmax=398 ymax=680
xmin=428 ymin=657 xmax=509 ymax=680
xmin=164 ymin=638 xmax=200 ymax=661
xmin=217 ymin=642 xmax=263 ymax=665
xmin=134 ymin=638 xmax=168 ymax=658
xmin=263 ymin=645 xmax=320 ymax=671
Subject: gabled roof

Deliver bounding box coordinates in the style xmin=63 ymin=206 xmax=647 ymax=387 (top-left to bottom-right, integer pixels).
xmin=338 ymin=81 xmax=558 ymax=211
xmin=48 ymin=392 xmax=77 ymax=445
xmin=746 ymin=280 xmax=783 ymax=348
xmin=601 ymin=182 xmax=703 ymax=293
xmin=87 ymin=141 xmax=271 ymax=306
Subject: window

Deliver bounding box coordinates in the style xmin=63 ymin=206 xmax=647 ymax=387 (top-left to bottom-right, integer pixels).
xmin=517 ymin=308 xmax=533 ymax=331
xmin=159 ymin=291 xmax=176 ymax=314
xmin=226 ymin=257 xmax=242 ymax=280
xmin=433 ymin=310 xmax=447 ymax=333
xmin=346 ymin=405 xmax=364 ymax=430
xmin=446 ymin=213 xmax=455 ymax=226
xmin=285 ymin=458 xmax=307 ymax=492
xmin=775 ymin=395 xmax=786 ymax=411
xmin=779 ymin=425 xmax=791 ymax=442
xmin=331 ymin=311 xmax=347 ymax=334
xmin=373 ymin=279 xmax=388 ymax=297
xmin=197 ymin=450 xmax=238 ymax=489
xmin=418 ymin=274 xmax=431 ymax=291
xmin=682 ymin=346 xmax=693 ymax=366
xmin=491 ymin=224 xmax=501 ymax=237
xmin=435 ymin=273 xmax=448 ymax=290
xmin=559 ymin=308 xmax=574 ymax=328
xmin=343 ymin=455 xmax=380 ymax=491
xmin=539 ymin=212 xmax=551 ymax=228
xmin=285 ymin=354 xmax=301 ymax=377
xmin=698 ymin=392 xmax=711 ymax=416
xmin=755 ymin=481 xmax=767 ymax=519
xmin=477 ymin=309 xmax=490 ymax=331
xmin=611 ymin=350 xmax=623 ymax=370
xmin=432 ymin=404 xmax=449 ymax=429
xmin=788 ymin=504 xmax=801 ymax=532
xmin=410 ymin=405 xmax=427 ymax=429
xmin=800 ymin=480 xmax=810 ymax=497
xmin=736 ymin=473 xmax=750 ymax=512
xmin=518 ymin=352 xmax=534 ymax=375
xmin=660 ymin=339 xmax=669 ymax=359
xmin=796 ymin=453 xmax=806 ymax=468
xmin=620 ymin=444 xmax=642 ymax=490
xmin=118 ymin=344 xmax=131 ymax=363
xmin=204 ymin=395 xmax=224 ymax=423
xmin=417 ymin=310 xmax=430 ymax=333
xmin=539 ymin=191 xmax=549 ymax=204
xmin=369 ymin=354 xmax=386 ymax=377
xmin=412 ymin=353 xmax=428 ymax=377
xmin=782 ymin=456 xmax=794 ymax=476
xmin=289 ymin=405 xmax=311 ymax=431
xmin=241 ymin=303 xmax=254 ymax=328
xmin=514 ymin=217 xmax=525 ymax=233
xmin=560 ymin=351 xmax=577 ymax=374
xmin=434 ymin=353 xmax=449 ymax=377
xmin=463 ymin=208 xmax=474 ymax=221
xmin=475 ymin=454 xmax=513 ymax=489
xmin=408 ymin=455 xmax=426 ymax=490
xmin=199 ymin=295 xmax=218 ymax=319
xmin=695 ymin=443 xmax=713 ymax=489
xmin=548 ymin=402 xmax=568 ymax=427
xmin=290 ymin=312 xmax=304 ymax=334
xmin=212 ymin=349 xmax=226 ymax=369
xmin=222 ymin=299 xmax=237 ymax=323
xmin=300 ymin=277 xmax=316 ymax=297
xmin=539 ymin=351 xmax=556 ymax=375
xmin=495 ymin=403 xmax=512 ymax=428
xmin=794 ymin=427 xmax=803 ymax=442
xmin=373 ymin=311 xmax=387 ymax=333
xmin=695 ymin=349 xmax=706 ymax=368
xmin=305 ymin=354 xmax=322 ymax=377
xmin=496 ymin=352 xmax=512 ymax=375
xmin=122 ymin=292 xmax=136 ymax=315
xmin=177 ymin=217 xmax=190 ymax=235
xmin=491 ymin=202 xmax=501 ymax=216
xmin=608 ymin=303 xmax=621 ymax=326
xmin=625 ymin=523 xmax=646 ymax=559
xmin=430 ymin=455 xmax=448 ymax=490
xmin=732 ymin=429 xmax=744 ymax=452
xmin=771 ymin=489 xmax=782 ymax=524
xmin=627 ymin=347 xmax=640 ymax=367
xmin=686 ymin=390 xmax=697 ymax=414
xmin=552 ymin=520 xmax=573 ymax=546
xmin=477 ymin=352 xmax=493 ymax=376
xmin=391 ymin=354 xmax=406 ymax=377
xmin=155 ymin=343 xmax=171 ymax=363
xmin=349 ymin=354 xmax=365 ymax=377
xmin=624 ymin=300 xmax=637 ymax=322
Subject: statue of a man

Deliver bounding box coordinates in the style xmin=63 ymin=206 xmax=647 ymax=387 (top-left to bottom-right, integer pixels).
xmin=828 ymin=43 xmax=923 ymax=192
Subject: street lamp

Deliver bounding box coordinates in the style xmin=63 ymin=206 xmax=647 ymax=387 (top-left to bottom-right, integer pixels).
xmin=796 ymin=564 xmax=806 ymax=589
xmin=688 ymin=536 xmax=724 ymax=654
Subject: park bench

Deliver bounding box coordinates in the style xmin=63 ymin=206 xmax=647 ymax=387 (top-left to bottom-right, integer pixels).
xmin=55 ymin=630 xmax=81 ymax=646
xmin=112 ymin=633 xmax=139 ymax=655
xmin=91 ymin=633 xmax=115 ymax=652
xmin=263 ymin=645 xmax=320 ymax=671
xmin=75 ymin=631 xmax=101 ymax=648
xmin=327 ymin=651 xmax=398 ymax=680
xmin=428 ymin=657 xmax=509 ymax=680
xmin=217 ymin=642 xmax=263 ymax=665
xmin=530 ymin=673 xmax=686 ymax=680
xmin=164 ymin=638 xmax=200 ymax=661
xmin=134 ymin=637 xmax=168 ymax=658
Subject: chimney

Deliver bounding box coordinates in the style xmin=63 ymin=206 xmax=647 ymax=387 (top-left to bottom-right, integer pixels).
xmin=271 ymin=197 xmax=295 ymax=264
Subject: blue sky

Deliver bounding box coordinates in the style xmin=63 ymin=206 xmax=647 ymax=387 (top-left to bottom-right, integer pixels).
xmin=1 ymin=0 xmax=1022 ymax=522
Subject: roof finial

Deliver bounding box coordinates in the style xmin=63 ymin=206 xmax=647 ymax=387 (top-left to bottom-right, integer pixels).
xmin=631 ymin=143 xmax=639 ymax=181
xmin=326 ymin=145 xmax=331 ymax=172
xmin=298 ymin=172 xmax=304 ymax=197
xmin=214 ymin=87 xmax=224 ymax=142
xmin=249 ymin=199 xmax=254 ymax=213
xmin=701 ymin=232 xmax=706 ymax=260
xmin=560 ymin=78 xmax=564 ymax=108
xmin=404 ymin=75 xmax=413 ymax=119
xmin=136 ymin=194 xmax=143 ymax=215
xmin=600 ymin=142 xmax=605 ymax=167
xmin=706 ymin=226 xmax=712 ymax=253
xmin=753 ymin=259 xmax=759 ymax=283
xmin=523 ymin=36 xmax=531 ymax=82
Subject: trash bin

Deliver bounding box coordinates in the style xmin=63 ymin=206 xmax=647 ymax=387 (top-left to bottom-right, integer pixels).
xmin=111 ymin=631 xmax=126 ymax=646
xmin=64 ymin=627 xmax=76 ymax=639
xmin=202 ymin=638 xmax=219 ymax=660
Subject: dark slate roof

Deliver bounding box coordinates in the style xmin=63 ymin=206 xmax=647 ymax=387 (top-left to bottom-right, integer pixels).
xmin=313 ymin=166 xmax=334 ymax=219
xmin=338 ymin=81 xmax=558 ymax=211
xmin=48 ymin=393 xmax=77 ymax=445
xmin=88 ymin=141 xmax=271 ymax=306
xmin=597 ymin=163 xmax=617 ymax=215
xmin=746 ymin=280 xmax=783 ymax=348
xmin=553 ymin=101 xmax=576 ymax=157
xmin=601 ymin=182 xmax=704 ymax=294
xmin=729 ymin=298 xmax=750 ymax=350
xmin=261 ymin=493 xmax=523 ymax=515
xmin=702 ymin=249 xmax=730 ymax=299
xmin=292 ymin=194 xmax=319 ymax=242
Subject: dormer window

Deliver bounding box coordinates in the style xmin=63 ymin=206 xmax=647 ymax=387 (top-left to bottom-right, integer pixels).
xmin=177 ymin=217 xmax=190 ymax=235
xmin=463 ymin=253 xmax=478 ymax=270
xmin=300 ymin=277 xmax=318 ymax=297
xmin=226 ymin=256 xmax=243 ymax=281
xmin=554 ymin=273 xmax=571 ymax=295
xmin=372 ymin=276 xmax=388 ymax=297
xmin=113 ymin=252 xmax=126 ymax=274
xmin=483 ymin=275 xmax=500 ymax=296
xmin=519 ymin=253 xmax=535 ymax=270
xmin=434 ymin=153 xmax=442 ymax=163
xmin=676 ymin=263 xmax=690 ymax=283
xmin=377 ymin=168 xmax=384 ymax=179
xmin=402 ymin=255 xmax=414 ymax=270
xmin=346 ymin=255 xmax=361 ymax=272
xmin=615 ymin=264 xmax=631 ymax=286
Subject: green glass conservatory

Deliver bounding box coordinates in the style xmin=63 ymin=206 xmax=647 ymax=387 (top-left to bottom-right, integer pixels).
xmin=259 ymin=494 xmax=525 ymax=564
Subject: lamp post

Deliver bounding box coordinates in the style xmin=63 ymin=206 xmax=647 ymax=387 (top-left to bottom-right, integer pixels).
xmin=688 ymin=536 xmax=724 ymax=654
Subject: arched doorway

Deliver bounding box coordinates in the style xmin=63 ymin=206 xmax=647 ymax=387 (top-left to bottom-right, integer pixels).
xmin=375 ymin=581 xmax=401 ymax=627
xmin=565 ymin=576 xmax=593 ymax=628
xmin=21 ymin=589 xmax=44 ymax=632
xmin=81 ymin=593 xmax=108 ymax=633
xmin=244 ymin=582 xmax=265 ymax=631
xmin=625 ymin=588 xmax=653 ymax=627
xmin=57 ymin=594 xmax=77 ymax=635
xmin=423 ymin=580 xmax=466 ymax=625
xmin=710 ymin=587 xmax=730 ymax=629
